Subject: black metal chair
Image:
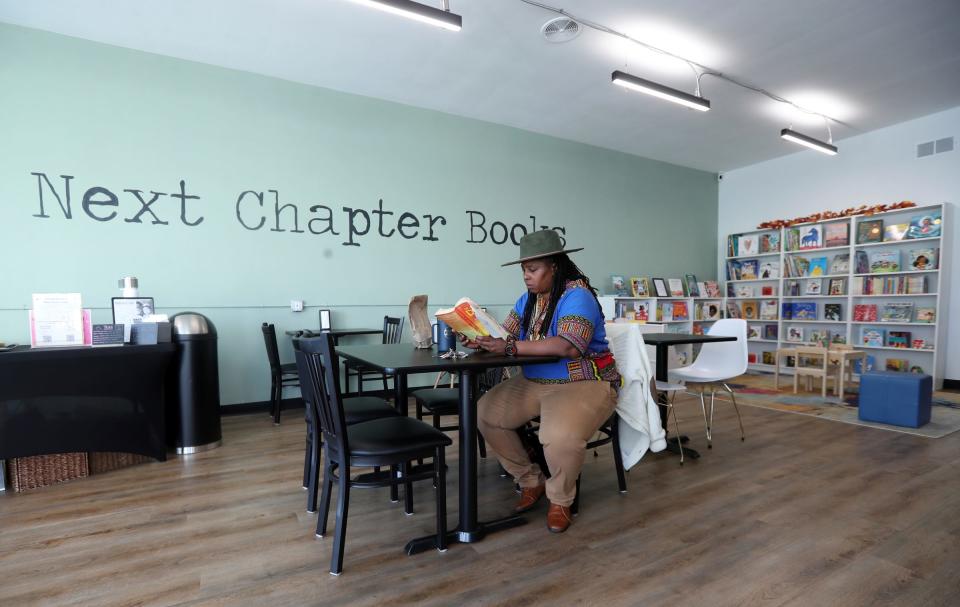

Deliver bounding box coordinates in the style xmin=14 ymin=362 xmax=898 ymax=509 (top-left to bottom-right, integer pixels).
xmin=519 ymin=411 xmax=626 ymax=515
xmin=414 ymin=368 xmax=503 ymax=459
xmin=344 ymin=316 xmax=403 ymax=396
xmin=293 ymin=343 xmax=399 ymax=513
xmin=261 ymin=323 xmax=299 ymax=425
xmin=299 ymin=334 xmax=451 ymax=575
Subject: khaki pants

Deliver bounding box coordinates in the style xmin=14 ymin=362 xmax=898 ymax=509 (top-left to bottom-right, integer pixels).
xmin=478 ymin=376 xmax=619 ymax=507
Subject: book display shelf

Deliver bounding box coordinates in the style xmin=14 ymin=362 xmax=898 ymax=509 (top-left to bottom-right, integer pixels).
xmin=723 ymin=203 xmax=951 ymax=388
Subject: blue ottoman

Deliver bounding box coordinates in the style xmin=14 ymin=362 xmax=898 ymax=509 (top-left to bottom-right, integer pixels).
xmin=858 ymin=371 xmax=932 ymax=428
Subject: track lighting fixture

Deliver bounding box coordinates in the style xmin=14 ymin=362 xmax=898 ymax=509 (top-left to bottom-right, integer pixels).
xmin=351 ymin=0 xmax=462 ymax=31
xmin=780 ymin=126 xmax=838 ymax=156
xmin=611 ymin=70 xmax=711 ymax=112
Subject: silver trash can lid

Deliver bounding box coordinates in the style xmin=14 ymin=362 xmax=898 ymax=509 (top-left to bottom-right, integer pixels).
xmin=170 ymin=312 xmax=217 ymax=337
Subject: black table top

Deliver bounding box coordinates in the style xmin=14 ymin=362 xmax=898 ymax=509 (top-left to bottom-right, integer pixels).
xmin=641 ymin=333 xmax=738 ymax=346
xmin=337 ymin=343 xmax=559 ymax=374
xmin=285 ymin=328 xmax=382 ymax=338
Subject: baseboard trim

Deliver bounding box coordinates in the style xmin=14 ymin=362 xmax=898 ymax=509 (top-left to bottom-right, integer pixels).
xmin=944 ymin=379 xmax=960 ymax=391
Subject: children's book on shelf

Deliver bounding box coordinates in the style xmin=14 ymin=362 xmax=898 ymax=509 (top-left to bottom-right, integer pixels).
xmin=658 ymin=303 xmax=672 ymax=322
xmin=760 ymin=232 xmax=780 ymax=253
xmin=805 ymin=279 xmax=822 ymax=295
xmin=854 ymin=354 xmax=876 ymax=374
xmin=808 ymin=329 xmax=830 ymax=347
xmin=786 ymin=326 xmax=804 ymax=342
xmin=788 ymin=256 xmax=811 ymax=277
xmin=830 ymin=254 xmax=850 ymax=275
xmin=824 ymin=303 xmax=842 ymax=321
xmin=853 ymin=304 xmax=878 ymax=322
xmin=869 ymin=250 xmax=900 ymax=273
xmin=742 ymin=300 xmax=759 ymax=320
xmin=912 ymin=339 xmax=926 ymax=350
xmin=883 ymin=223 xmax=909 ymax=241
xmin=886 ymin=358 xmax=909 ymax=372
xmin=699 ymin=301 xmax=722 ymax=321
xmin=759 ymin=261 xmax=779 ymax=279
xmin=854 ymin=250 xmax=869 ymax=274
xmin=634 ymin=302 xmax=651 ymax=322
xmin=857 ymin=219 xmax=883 ymax=244
xmin=611 ymin=275 xmax=628 ymax=296
xmin=861 ymin=327 xmax=885 ymax=347
xmin=684 ymin=274 xmax=700 ymax=297
xmin=906 ymin=211 xmax=941 ymax=239
xmin=630 ymin=276 xmax=650 ymax=297
xmin=785 ymin=227 xmax=800 ymax=251
xmin=764 ymin=324 xmax=778 ymax=340
xmin=760 ymin=300 xmax=778 ymax=320
xmin=739 ymin=235 xmax=759 ymax=255
xmin=915 ymin=307 xmax=936 ymax=323
xmin=887 ymin=331 xmax=911 ymax=349
xmin=761 ymin=285 xmax=775 ymax=296
xmin=824 ymin=222 xmax=850 ymax=247
xmin=740 ymin=260 xmax=759 ymax=280
xmin=831 ymin=334 xmax=847 ymax=345
xmin=736 ymin=284 xmax=756 ymax=298
xmin=793 ymin=302 xmax=818 ymax=320
xmin=692 ymin=323 xmax=704 ymax=335
xmin=828 ymin=278 xmax=845 ymax=296
xmin=807 ymin=257 xmax=828 ymax=277
xmin=696 ymin=281 xmax=707 ymax=297
xmin=906 ymin=275 xmax=927 ymax=294
xmin=762 ymin=351 xmax=776 ymax=365
xmin=799 ymin=224 xmax=822 ymax=250
xmin=726 ymin=301 xmax=742 ymax=319
xmin=748 ymin=325 xmax=761 ymax=340
xmin=748 ymin=353 xmax=758 ymax=364
xmin=671 ymin=301 xmax=689 ymax=321
xmin=785 ymin=280 xmax=801 ymax=297
xmin=726 ymin=260 xmax=741 ymax=281
xmin=652 ymin=277 xmax=669 ymax=297
xmin=907 ymin=248 xmax=937 ymax=270
xmin=880 ymin=302 xmax=913 ymax=322
xmin=704 ymin=280 xmax=721 ymax=298
xmin=664 ymin=278 xmax=683 ymax=297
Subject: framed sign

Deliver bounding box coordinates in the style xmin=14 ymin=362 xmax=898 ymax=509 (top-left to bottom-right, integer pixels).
xmin=652 ymin=277 xmax=669 ymax=298
xmin=319 ymin=309 xmax=332 ymax=330
xmin=112 ymin=297 xmax=156 ymax=341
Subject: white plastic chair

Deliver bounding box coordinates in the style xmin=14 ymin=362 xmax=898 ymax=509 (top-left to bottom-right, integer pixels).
xmin=669 ymin=319 xmax=748 ymax=449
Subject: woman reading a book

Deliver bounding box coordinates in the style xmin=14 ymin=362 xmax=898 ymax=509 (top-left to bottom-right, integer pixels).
xmin=461 ymin=229 xmax=620 ymax=534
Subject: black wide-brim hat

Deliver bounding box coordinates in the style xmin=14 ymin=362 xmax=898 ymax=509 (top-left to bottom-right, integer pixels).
xmin=501 ymin=229 xmax=583 ymax=266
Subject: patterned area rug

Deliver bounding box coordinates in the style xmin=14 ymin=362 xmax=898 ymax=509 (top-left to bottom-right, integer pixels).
xmin=709 ymin=375 xmax=960 ymax=439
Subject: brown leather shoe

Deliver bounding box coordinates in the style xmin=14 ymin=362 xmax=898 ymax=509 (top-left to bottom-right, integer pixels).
xmin=546 ymin=503 xmax=573 ymax=533
xmin=514 ymin=484 xmax=546 ymax=513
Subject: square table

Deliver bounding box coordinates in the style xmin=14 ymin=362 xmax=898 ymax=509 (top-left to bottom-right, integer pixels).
xmin=336 ymin=343 xmax=559 ymax=555
xmin=285 ymin=328 xmax=382 ymax=346
xmin=640 ymin=333 xmax=738 ymax=460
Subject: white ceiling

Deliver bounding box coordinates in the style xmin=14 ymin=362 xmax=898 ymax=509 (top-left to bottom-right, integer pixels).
xmin=2 ymin=0 xmax=959 ymax=172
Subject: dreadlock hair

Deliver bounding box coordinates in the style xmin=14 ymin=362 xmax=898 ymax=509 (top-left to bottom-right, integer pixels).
xmin=520 ymin=253 xmax=602 ymax=339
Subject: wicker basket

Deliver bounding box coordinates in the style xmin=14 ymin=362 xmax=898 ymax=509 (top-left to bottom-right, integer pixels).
xmin=89 ymin=452 xmax=150 ymax=475
xmin=8 ymin=453 xmax=89 ymax=492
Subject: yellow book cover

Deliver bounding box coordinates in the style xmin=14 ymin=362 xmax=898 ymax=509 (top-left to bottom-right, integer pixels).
xmin=435 ymin=298 xmax=508 ymax=340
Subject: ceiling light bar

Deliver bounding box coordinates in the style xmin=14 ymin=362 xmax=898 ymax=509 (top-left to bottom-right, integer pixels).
xmin=611 ymin=70 xmax=710 ymax=112
xmin=351 ymin=0 xmax=462 ymax=31
xmin=780 ymin=128 xmax=838 ymax=156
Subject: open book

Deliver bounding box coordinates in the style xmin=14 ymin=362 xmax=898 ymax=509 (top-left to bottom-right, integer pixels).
xmin=435 ymin=298 xmax=508 ymax=340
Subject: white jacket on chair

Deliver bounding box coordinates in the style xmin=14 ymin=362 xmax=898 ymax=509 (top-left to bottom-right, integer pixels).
xmin=605 ymin=323 xmax=667 ymax=469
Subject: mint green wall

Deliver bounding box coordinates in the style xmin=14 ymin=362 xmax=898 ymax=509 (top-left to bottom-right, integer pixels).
xmin=0 ymin=23 xmax=718 ymax=405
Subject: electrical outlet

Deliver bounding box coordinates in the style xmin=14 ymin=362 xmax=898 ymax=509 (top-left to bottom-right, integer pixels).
xmin=290 ymin=300 xmax=304 ymax=312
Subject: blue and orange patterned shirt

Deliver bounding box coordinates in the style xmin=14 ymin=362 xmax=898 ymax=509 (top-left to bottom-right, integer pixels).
xmin=502 ymin=282 xmax=620 ymax=385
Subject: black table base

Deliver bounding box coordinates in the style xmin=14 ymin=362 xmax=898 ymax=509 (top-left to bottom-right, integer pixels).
xmin=405 ymin=514 xmax=528 ymax=555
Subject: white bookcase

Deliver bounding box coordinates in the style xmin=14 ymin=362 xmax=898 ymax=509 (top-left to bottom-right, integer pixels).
xmin=723 ymin=202 xmax=951 ymax=388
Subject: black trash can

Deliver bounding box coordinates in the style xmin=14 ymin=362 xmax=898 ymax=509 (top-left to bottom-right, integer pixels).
xmin=167 ymin=312 xmax=222 ymax=454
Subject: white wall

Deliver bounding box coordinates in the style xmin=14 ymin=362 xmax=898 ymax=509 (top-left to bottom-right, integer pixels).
xmin=718 ymin=106 xmax=960 ymax=381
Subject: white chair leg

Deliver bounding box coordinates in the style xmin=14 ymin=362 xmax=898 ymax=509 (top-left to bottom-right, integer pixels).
xmin=722 ymin=382 xmax=746 ymax=442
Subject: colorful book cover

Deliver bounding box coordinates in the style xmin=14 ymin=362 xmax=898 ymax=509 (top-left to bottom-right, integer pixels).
xmin=740 ymin=260 xmax=759 ymax=280
xmin=857 ymin=219 xmax=883 ymax=244
xmin=808 ymin=330 xmax=830 ymax=346
xmin=737 ymin=284 xmax=756 ymax=298
xmin=726 ymin=301 xmax=742 ymax=319
xmin=853 ymin=304 xmax=878 ymax=322
xmin=831 ymin=334 xmax=847 ymax=345
xmin=855 ymin=250 xmax=870 ymax=274
xmin=762 ymin=351 xmax=775 ymax=365
xmin=907 ymin=248 xmax=937 ymax=270
xmin=799 ymin=224 xmax=822 ymax=250
xmin=792 ymin=302 xmax=817 ymax=320
xmin=611 ymin=275 xmax=628 ymax=296
xmin=671 ymin=301 xmax=689 ymax=321
xmin=915 ymin=307 xmax=936 ymax=323
xmin=805 ymin=279 xmax=822 ymax=295
xmin=824 ymin=222 xmax=849 ymax=247
xmin=906 ymin=275 xmax=927 ymax=294
xmin=760 ymin=300 xmax=778 ymax=320
xmin=869 ymin=250 xmax=900 ymax=273
xmin=830 ymin=254 xmax=850 ymax=275
xmin=692 ymin=323 xmax=704 ymax=335
xmin=786 ymin=228 xmax=801 ymax=251
xmin=764 ymin=324 xmax=778 ymax=340
xmin=739 ymin=235 xmax=759 ymax=255
xmin=880 ymin=302 xmax=913 ymax=322
xmin=668 ymin=278 xmax=686 ymax=297
xmin=759 ymin=261 xmax=779 ymax=279
xmin=760 ymin=232 xmax=781 ymax=253
xmin=853 ymin=354 xmax=876 ymax=374
xmin=435 ymin=298 xmax=509 ymax=340
xmin=885 ymin=358 xmax=909 ymax=372
xmin=748 ymin=325 xmax=761 ymax=340
xmin=861 ymin=327 xmax=885 ymax=347
xmin=786 ymin=326 xmax=804 ymax=342
xmin=883 ymin=223 xmax=909 ymax=241
xmin=886 ymin=331 xmax=911 ymax=348
xmin=828 ymin=278 xmax=846 ymax=296
xmin=781 ymin=302 xmax=794 ymax=320
xmin=742 ymin=300 xmax=759 ymax=320
xmin=906 ymin=212 xmax=942 ymax=239
xmin=630 ymin=276 xmax=650 ymax=297
xmin=704 ymin=281 xmax=721 ymax=297
xmin=808 ymin=257 xmax=829 ymax=277
xmin=684 ymin=274 xmax=700 ymax=297
xmin=748 ymin=353 xmax=758 ymax=364
xmin=824 ymin=304 xmax=842 ymax=321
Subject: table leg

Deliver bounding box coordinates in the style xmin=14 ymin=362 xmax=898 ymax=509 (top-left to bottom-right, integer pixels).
xmin=390 ymin=372 xmax=409 ymax=503
xmin=657 ymin=344 xmax=699 ymax=460
xmin=405 ymin=368 xmax=526 ymax=556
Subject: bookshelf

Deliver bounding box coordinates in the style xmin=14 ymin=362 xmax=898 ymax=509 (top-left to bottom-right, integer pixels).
xmin=724 ymin=203 xmax=950 ymax=388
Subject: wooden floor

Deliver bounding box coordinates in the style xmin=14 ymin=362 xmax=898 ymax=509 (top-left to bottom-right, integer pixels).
xmin=2 ymin=392 xmax=959 ymax=607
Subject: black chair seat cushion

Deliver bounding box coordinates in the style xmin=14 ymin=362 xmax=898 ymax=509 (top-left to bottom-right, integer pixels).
xmin=347 ymin=417 xmax=452 ymax=457
xmin=343 ymin=396 xmax=398 ymax=424
xmin=415 ymin=388 xmax=460 ymax=416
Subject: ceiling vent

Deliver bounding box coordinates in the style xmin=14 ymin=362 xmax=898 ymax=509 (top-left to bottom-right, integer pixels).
xmin=541 ymin=17 xmax=581 ymax=43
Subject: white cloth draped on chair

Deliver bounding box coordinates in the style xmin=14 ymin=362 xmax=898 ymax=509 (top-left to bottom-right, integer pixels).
xmin=604 ymin=323 xmax=667 ymax=469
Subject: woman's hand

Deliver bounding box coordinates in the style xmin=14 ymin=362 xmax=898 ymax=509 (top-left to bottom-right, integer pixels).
xmin=457 ymin=333 xmax=480 ymax=349
xmin=474 ymin=335 xmax=508 ymax=354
